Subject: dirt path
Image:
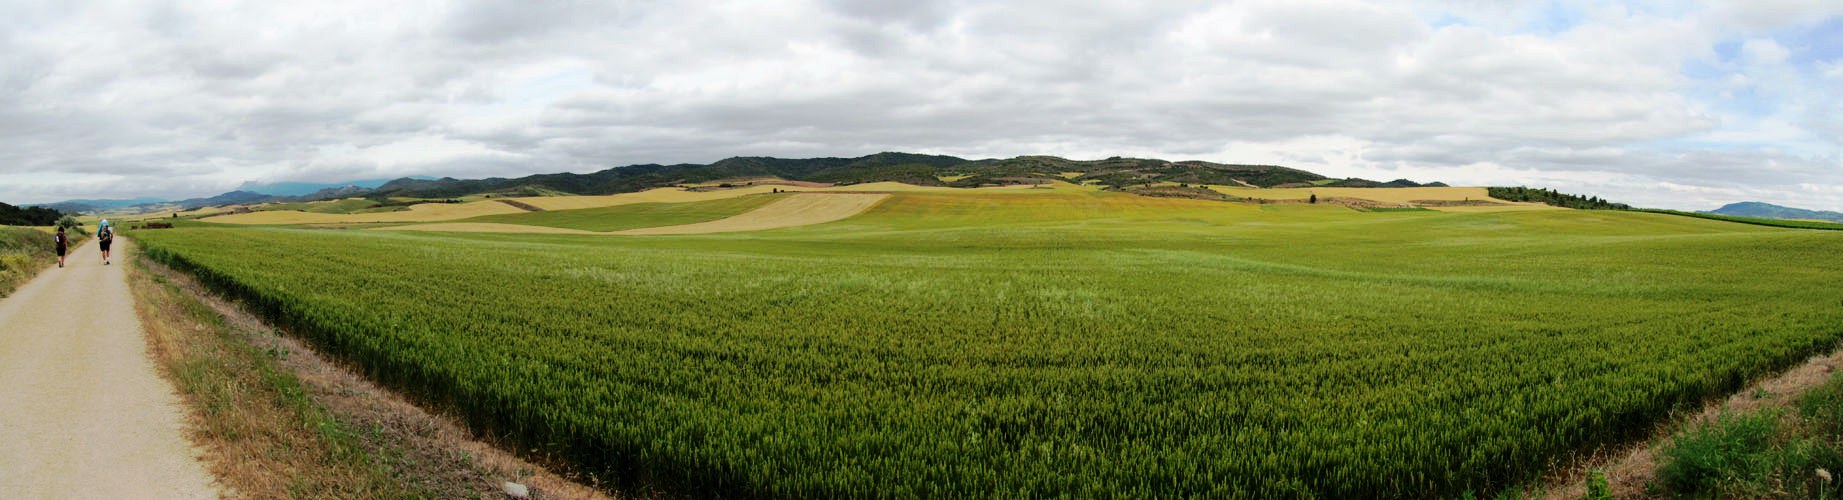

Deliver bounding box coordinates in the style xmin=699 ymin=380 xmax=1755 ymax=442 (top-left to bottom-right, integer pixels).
xmin=0 ymin=239 xmax=219 ymax=499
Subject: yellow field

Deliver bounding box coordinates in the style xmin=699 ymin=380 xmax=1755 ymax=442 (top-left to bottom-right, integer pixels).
xmin=375 ymin=193 xmax=892 ymax=236
xmin=373 ymin=223 xmax=598 ymax=234
xmin=937 ymin=175 xmax=971 ymax=182
xmin=207 ymin=200 xmax=525 ymax=225
xmin=119 ymin=206 xmax=235 ymax=222
xmin=1195 ymin=185 xmax=1567 ymax=212
xmin=503 ymin=186 xmax=793 ymax=211
xmin=1424 ymin=204 xmax=1563 ymax=213
xmin=619 ymin=193 xmax=890 ymax=235
xmin=1058 ymin=172 xmax=1084 ymax=179
xmin=1206 ymin=186 xmax=1497 ymax=203
xmin=679 ymin=177 xmax=781 ymax=188
xmin=507 ymin=183 xmax=1062 ymax=212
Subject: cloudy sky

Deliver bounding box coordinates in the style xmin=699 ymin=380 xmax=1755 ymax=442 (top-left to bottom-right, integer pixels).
xmin=1 ymin=0 xmax=1839 ymax=210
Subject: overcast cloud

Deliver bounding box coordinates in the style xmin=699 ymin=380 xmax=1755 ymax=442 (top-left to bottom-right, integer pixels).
xmin=1 ymin=0 xmax=1839 ymax=210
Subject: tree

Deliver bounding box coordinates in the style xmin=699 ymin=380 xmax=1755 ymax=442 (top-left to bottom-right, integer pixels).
xmin=55 ymin=215 xmax=87 ymax=235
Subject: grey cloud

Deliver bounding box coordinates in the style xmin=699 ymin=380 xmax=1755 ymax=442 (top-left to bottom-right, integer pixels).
xmin=0 ymin=0 xmax=1839 ymax=210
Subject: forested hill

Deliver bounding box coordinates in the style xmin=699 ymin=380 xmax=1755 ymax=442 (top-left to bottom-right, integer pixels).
xmin=0 ymin=202 xmax=63 ymax=226
xmin=366 ymin=153 xmax=1445 ymax=198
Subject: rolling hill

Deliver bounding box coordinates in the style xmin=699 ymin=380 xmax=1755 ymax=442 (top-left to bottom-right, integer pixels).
xmin=42 ymin=153 xmax=1452 ymax=215
xmin=360 ymin=153 xmax=1441 ymax=199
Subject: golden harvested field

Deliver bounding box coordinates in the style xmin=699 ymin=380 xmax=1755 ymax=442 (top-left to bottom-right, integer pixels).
xmin=119 ymin=206 xmax=233 ymax=221
xmin=206 ymin=200 xmax=525 ymax=225
xmin=1425 ymin=203 xmax=1563 ymax=213
xmin=377 ymin=193 xmax=892 ymax=235
xmin=372 ymin=223 xmax=599 ymax=234
xmin=505 ymin=186 xmax=795 ymax=211
xmin=1205 ymin=186 xmax=1511 ymax=204
xmin=936 ymin=175 xmax=971 ymax=182
xmin=618 ymin=193 xmax=890 ymax=235
xmin=507 ymin=183 xmax=1058 ymax=212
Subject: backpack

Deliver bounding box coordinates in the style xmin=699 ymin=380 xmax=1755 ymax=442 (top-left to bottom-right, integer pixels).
xmin=55 ymin=233 xmax=65 ymax=246
xmin=99 ymin=227 xmax=113 ymax=243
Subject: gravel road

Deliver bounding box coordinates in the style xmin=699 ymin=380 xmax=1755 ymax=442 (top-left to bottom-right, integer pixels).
xmin=0 ymin=239 xmax=218 ymax=499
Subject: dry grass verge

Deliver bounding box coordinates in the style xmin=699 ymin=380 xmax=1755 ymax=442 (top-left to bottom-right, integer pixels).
xmin=129 ymin=255 xmax=611 ymax=499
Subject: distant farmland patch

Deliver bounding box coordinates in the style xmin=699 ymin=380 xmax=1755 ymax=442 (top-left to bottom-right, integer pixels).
xmin=618 ymin=193 xmax=889 ymax=235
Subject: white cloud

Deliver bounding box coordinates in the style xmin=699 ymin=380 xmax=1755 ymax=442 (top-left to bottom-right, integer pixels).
xmin=0 ymin=0 xmax=1838 ymax=212
xmin=1741 ymin=38 xmax=1791 ymax=64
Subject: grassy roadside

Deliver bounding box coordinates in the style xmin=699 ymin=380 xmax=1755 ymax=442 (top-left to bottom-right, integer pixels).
xmin=127 ymin=249 xmax=609 ymax=499
xmin=1649 ymin=368 xmax=1843 ymax=498
xmin=0 ymin=226 xmax=83 ymax=298
xmin=1544 ymin=348 xmax=1843 ymax=499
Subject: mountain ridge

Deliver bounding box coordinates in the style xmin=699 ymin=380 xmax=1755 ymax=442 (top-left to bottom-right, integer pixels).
xmin=1707 ymin=201 xmax=1843 ymax=223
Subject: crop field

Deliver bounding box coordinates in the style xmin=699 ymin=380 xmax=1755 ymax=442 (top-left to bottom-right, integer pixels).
xmin=1203 ymin=185 xmax=1511 ymax=206
xmin=254 ymin=198 xmax=401 ymax=214
xmin=205 ymin=199 xmax=527 ymax=225
xmin=461 ymin=193 xmax=787 ymax=232
xmin=133 ymin=190 xmax=1843 ymax=497
xmin=617 ymin=193 xmax=888 ymax=235
xmin=507 ymin=182 xmax=1059 ymax=212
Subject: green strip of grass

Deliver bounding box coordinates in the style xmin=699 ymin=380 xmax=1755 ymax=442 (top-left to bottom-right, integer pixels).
xmin=462 ymin=193 xmax=786 ymax=232
xmin=0 ymin=226 xmax=61 ymax=297
xmin=1638 ymin=209 xmax=1843 ymax=231
xmin=1655 ymin=373 xmax=1843 ymax=497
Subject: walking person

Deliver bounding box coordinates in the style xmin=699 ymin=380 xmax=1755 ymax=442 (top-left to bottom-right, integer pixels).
xmin=54 ymin=226 xmax=68 ymax=268
xmin=97 ymin=219 xmax=113 ymax=266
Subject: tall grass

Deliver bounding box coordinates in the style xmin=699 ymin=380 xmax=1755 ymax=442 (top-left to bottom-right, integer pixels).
xmin=1658 ymin=377 xmax=1843 ymax=498
xmin=0 ymin=226 xmax=58 ymax=297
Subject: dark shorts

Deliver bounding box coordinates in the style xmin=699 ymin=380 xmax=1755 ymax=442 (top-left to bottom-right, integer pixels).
xmin=56 ymin=246 xmax=66 ymax=257
xmin=99 ymin=240 xmax=111 ymax=252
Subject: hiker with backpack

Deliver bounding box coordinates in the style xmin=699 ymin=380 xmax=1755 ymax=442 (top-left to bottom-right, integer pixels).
xmin=97 ymin=219 xmax=114 ymax=266
xmin=54 ymin=226 xmax=68 ymax=268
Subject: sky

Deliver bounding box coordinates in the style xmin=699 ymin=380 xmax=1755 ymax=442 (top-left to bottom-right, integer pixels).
xmin=1 ymin=0 xmax=1839 ymax=211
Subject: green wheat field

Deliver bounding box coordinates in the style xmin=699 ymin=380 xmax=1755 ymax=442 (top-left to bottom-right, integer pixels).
xmin=134 ymin=187 xmax=1843 ymax=497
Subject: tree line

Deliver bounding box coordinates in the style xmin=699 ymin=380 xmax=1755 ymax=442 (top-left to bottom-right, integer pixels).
xmin=0 ymin=202 xmax=64 ymax=226
xmin=1489 ymin=187 xmax=1632 ymax=210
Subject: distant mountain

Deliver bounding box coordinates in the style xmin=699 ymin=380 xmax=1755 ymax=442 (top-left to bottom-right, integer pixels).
xmin=1707 ymin=202 xmax=1843 ymax=223
xmin=30 ymin=197 xmax=167 ymax=214
xmin=164 ymin=190 xmax=273 ymax=211
xmin=236 ymin=177 xmax=427 ymax=197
